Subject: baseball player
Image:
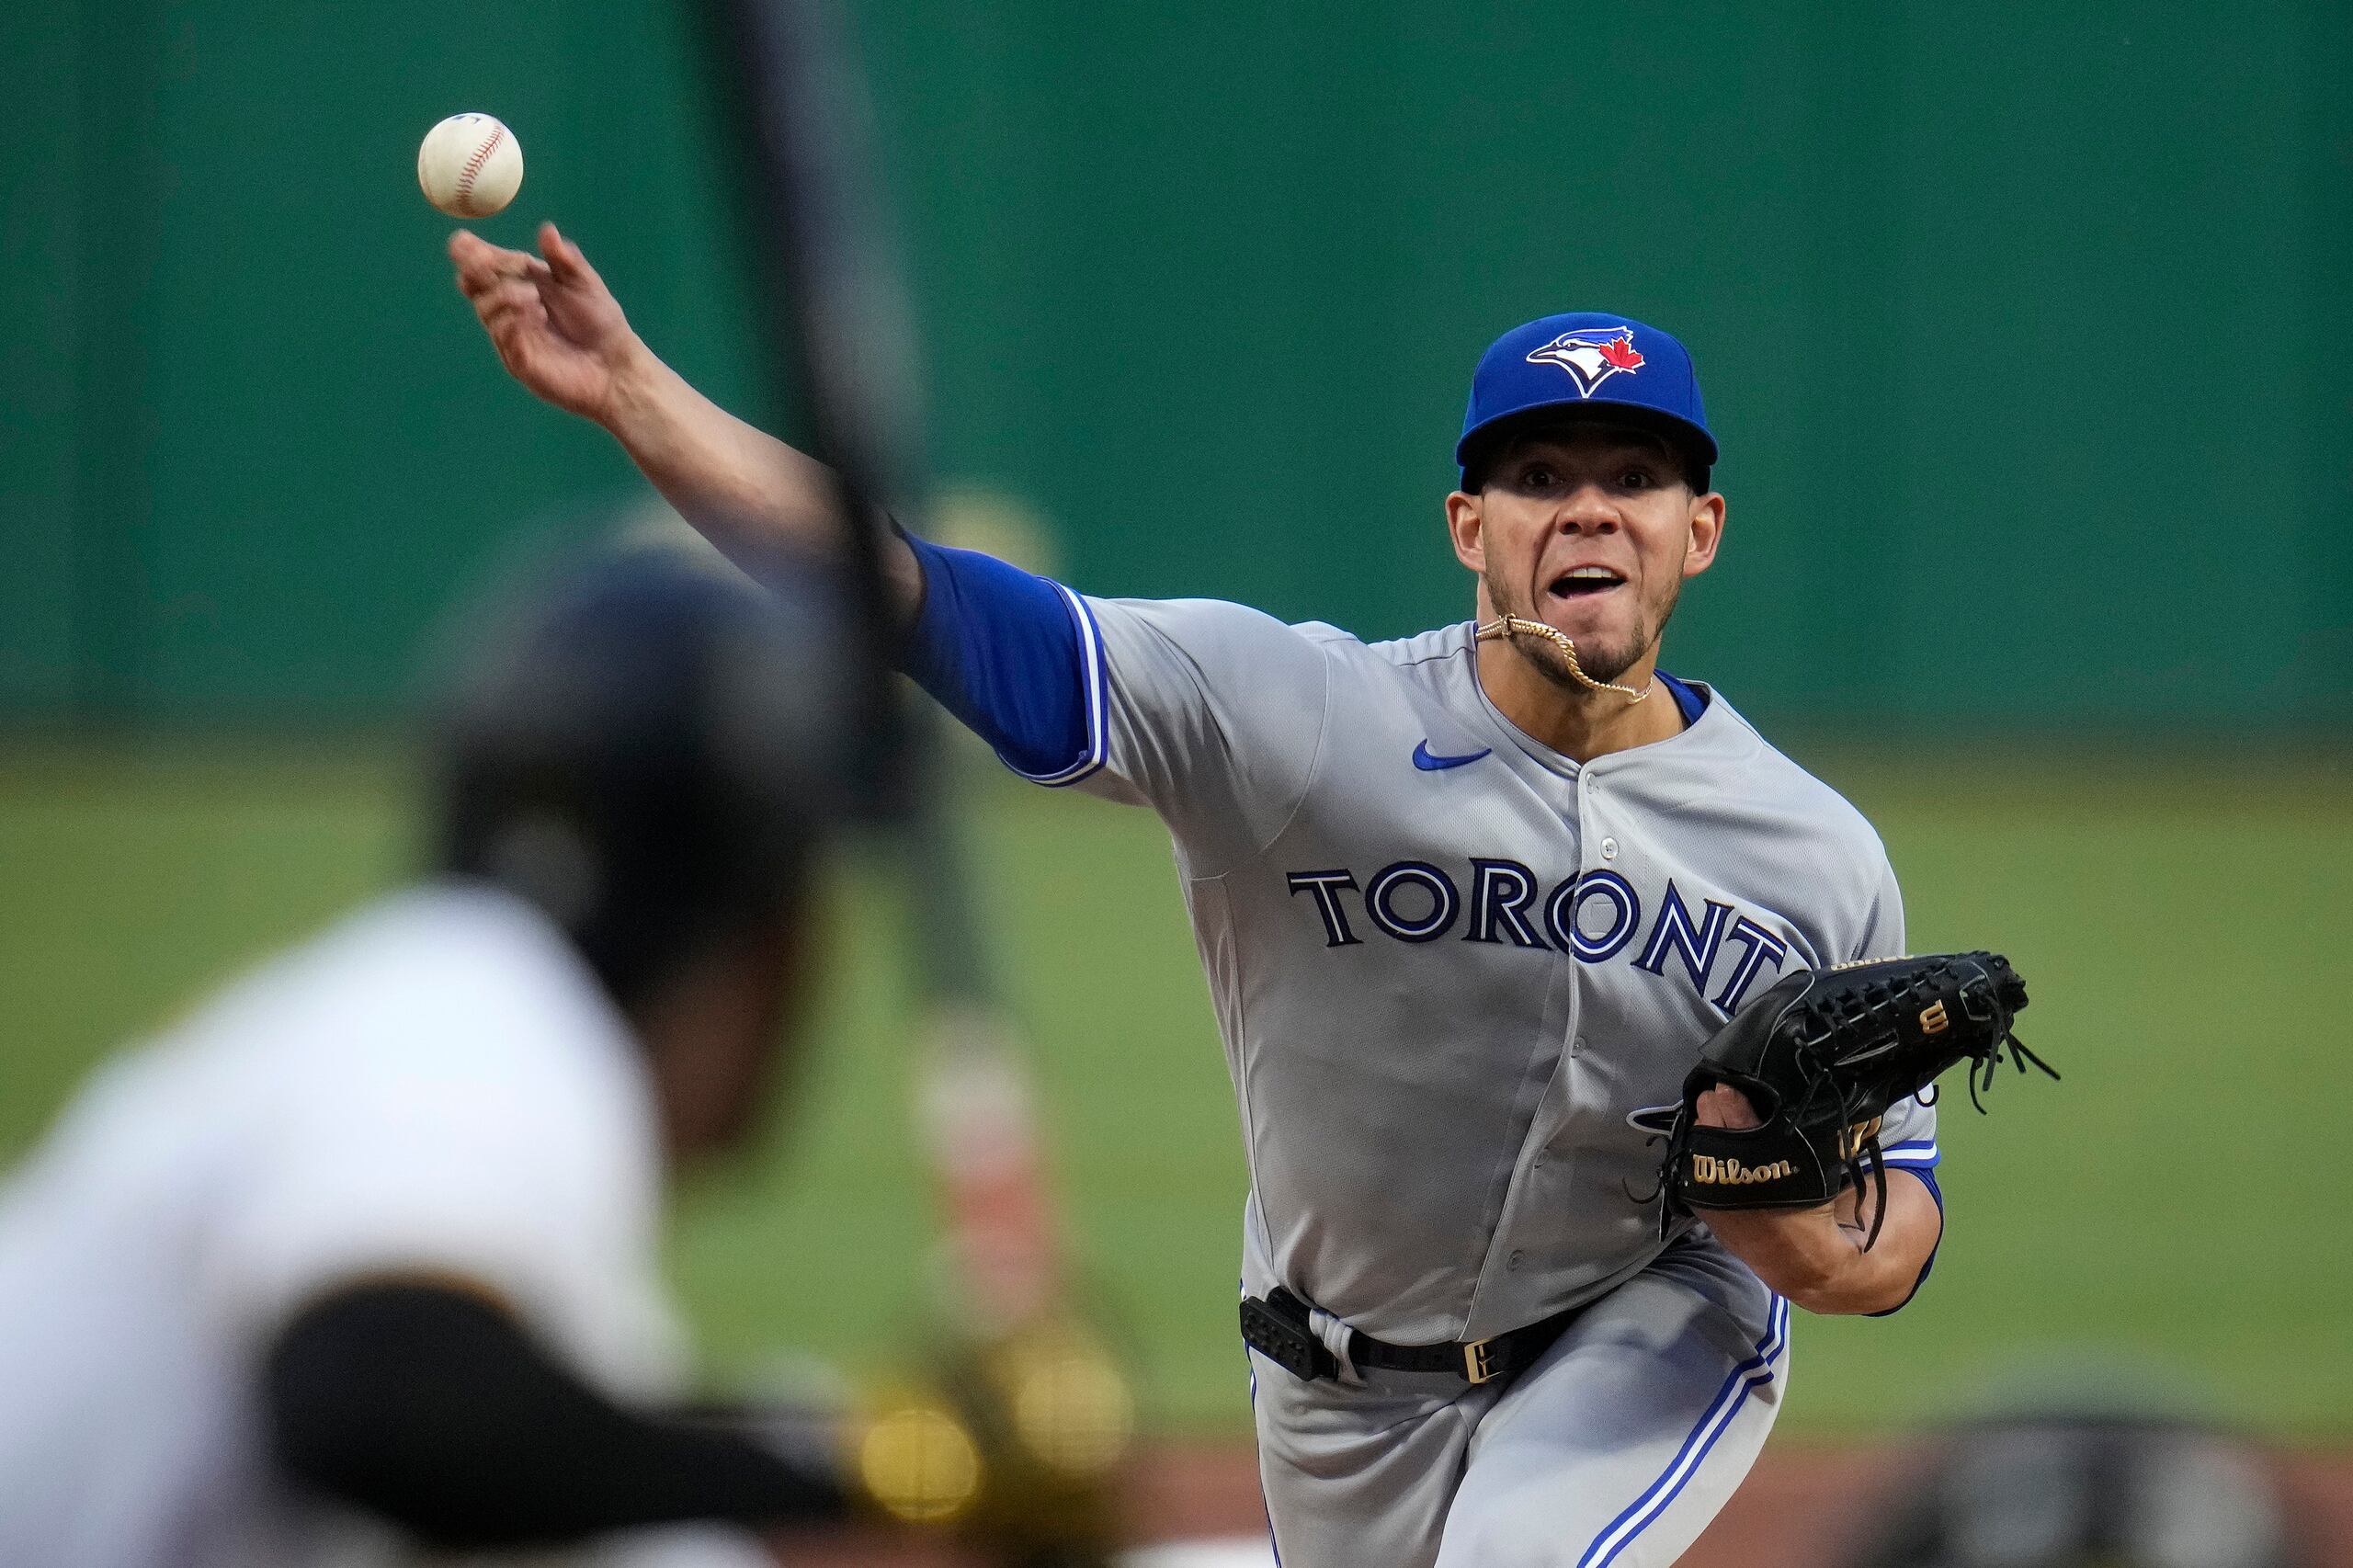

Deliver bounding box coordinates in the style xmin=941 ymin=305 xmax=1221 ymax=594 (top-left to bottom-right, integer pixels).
xmin=0 ymin=553 xmax=866 ymax=1566
xmin=453 ymin=224 xmax=1949 ymax=1568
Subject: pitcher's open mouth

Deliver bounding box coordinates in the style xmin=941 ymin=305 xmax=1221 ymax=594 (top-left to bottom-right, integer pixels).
xmin=1547 ymin=565 xmax=1626 ymax=602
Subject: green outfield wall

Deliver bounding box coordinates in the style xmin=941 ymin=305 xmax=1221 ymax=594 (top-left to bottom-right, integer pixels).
xmin=6 ymin=1 xmax=2349 ymax=731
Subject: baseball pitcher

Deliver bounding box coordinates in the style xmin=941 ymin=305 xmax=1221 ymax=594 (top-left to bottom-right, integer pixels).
xmin=452 ymin=225 xmax=1965 ymax=1568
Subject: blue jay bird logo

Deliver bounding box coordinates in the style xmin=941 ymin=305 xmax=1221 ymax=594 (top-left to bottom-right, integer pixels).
xmin=1524 ymin=328 xmax=1646 ymax=398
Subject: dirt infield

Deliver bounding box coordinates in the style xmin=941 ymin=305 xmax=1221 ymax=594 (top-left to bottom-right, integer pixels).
xmin=774 ymin=1441 xmax=2353 ymax=1566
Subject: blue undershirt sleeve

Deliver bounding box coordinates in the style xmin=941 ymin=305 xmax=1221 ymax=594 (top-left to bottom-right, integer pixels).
xmin=896 ymin=531 xmax=1105 ymax=785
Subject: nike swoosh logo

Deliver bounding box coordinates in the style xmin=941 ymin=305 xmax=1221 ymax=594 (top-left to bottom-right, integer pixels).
xmin=1412 ymin=741 xmax=1492 ymax=771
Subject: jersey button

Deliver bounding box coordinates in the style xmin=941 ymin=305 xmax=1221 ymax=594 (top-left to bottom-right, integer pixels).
xmin=1571 ymin=1034 xmax=1587 ymax=1055
xmin=1507 ymin=1249 xmax=1525 ymax=1271
xmin=1600 ymin=837 xmax=1620 ymax=861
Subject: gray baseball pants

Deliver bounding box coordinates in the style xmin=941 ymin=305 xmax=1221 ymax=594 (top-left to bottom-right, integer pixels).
xmin=1246 ymin=1240 xmax=1787 ymax=1568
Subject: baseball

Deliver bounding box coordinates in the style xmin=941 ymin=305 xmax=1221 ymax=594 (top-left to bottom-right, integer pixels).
xmin=417 ymin=113 xmax=523 ymax=219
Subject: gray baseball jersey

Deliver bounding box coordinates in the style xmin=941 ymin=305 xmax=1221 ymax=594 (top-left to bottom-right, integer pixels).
xmin=1064 ymin=599 xmax=1934 ymax=1341
xmin=904 ymin=554 xmax=1940 ymax=1568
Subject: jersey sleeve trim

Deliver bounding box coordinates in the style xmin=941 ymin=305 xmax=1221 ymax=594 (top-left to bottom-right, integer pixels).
xmin=1018 ymin=584 xmax=1108 ymax=786
xmin=897 ymin=531 xmax=1107 ymax=787
xmin=1879 ymin=1138 xmax=1940 ymax=1170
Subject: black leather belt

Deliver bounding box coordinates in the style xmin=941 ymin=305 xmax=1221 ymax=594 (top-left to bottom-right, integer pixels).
xmin=1240 ymin=1286 xmax=1578 ymax=1386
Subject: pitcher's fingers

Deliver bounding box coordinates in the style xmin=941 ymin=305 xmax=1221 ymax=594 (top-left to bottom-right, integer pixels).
xmin=454 ymin=248 xmax=523 ymax=300
xmin=479 ymin=287 xmax=548 ymax=332
xmin=477 ymin=287 xmax=547 ymax=334
xmin=454 ymin=256 xmax=540 ymax=301
xmin=485 ymin=301 xmax=551 ymax=358
xmin=464 ymin=269 xmax=546 ymax=316
xmin=449 ymin=227 xmax=523 ymax=273
xmin=1693 ymin=1085 xmax=1755 ymax=1129
xmin=540 ymin=222 xmax=604 ymax=289
xmin=472 ymin=279 xmax=546 ymax=325
xmin=452 ymin=230 xmax=547 ymax=297
xmin=487 ymin=312 xmax=547 ymax=358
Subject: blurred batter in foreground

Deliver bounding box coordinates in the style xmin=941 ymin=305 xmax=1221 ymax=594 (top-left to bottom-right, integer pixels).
xmin=0 ymin=554 xmax=859 ymax=1566
xmin=450 ymin=222 xmax=1950 ymax=1568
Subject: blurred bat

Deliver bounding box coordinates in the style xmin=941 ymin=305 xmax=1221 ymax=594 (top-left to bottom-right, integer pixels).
xmin=701 ymin=0 xmax=1131 ymax=1559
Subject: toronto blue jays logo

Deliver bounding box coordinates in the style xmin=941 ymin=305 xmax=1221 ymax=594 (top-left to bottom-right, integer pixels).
xmin=1525 ymin=327 xmax=1645 ymax=397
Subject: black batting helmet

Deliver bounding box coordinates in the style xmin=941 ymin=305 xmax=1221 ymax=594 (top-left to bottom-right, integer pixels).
xmin=430 ymin=545 xmax=853 ymax=1005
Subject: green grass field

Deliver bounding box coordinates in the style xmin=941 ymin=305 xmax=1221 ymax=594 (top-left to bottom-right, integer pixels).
xmin=3 ymin=744 xmax=2347 ymax=1437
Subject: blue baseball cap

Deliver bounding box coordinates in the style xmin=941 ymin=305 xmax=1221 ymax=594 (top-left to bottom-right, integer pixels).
xmin=1455 ymin=312 xmax=1716 ymax=480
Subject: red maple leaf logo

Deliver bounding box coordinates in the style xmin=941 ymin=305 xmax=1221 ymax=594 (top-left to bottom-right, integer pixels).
xmin=1598 ymin=335 xmax=1644 ymax=371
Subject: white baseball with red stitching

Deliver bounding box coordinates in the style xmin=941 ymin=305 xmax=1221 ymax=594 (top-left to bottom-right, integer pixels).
xmin=417 ymin=113 xmax=523 ymax=219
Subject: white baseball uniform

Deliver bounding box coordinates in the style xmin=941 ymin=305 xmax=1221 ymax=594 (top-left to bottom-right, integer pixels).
xmin=0 ymin=883 xmax=765 ymax=1568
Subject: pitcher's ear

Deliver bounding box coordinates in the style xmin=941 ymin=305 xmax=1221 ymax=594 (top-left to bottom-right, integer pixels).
xmin=1682 ymin=491 xmax=1725 ymax=579
xmin=1446 ymin=490 xmax=1487 ymax=574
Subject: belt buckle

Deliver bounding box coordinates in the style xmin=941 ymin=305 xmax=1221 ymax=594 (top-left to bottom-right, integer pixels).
xmin=1461 ymin=1336 xmax=1500 ymax=1384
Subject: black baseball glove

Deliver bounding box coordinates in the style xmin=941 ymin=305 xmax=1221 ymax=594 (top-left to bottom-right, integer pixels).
xmin=1654 ymin=951 xmax=2054 ymax=1246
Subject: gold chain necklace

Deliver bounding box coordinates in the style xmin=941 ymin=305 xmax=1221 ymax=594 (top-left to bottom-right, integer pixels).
xmin=1472 ymin=615 xmax=1652 ymax=704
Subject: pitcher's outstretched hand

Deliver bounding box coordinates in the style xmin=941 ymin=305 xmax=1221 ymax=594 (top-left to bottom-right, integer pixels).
xmin=450 ymin=222 xmax=639 ymax=426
